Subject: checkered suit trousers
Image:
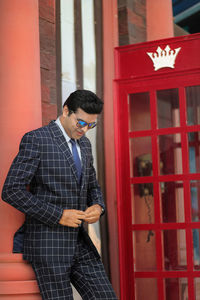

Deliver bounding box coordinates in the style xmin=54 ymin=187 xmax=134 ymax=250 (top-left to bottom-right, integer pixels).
xmin=32 ymin=230 xmax=117 ymax=300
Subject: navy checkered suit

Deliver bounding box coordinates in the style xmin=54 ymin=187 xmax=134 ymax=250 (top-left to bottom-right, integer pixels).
xmin=2 ymin=121 xmax=117 ymax=299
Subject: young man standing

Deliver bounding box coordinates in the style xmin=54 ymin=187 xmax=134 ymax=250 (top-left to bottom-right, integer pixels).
xmin=2 ymin=90 xmax=117 ymax=300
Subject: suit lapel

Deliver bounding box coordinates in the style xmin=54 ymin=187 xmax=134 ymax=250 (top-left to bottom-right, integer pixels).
xmin=48 ymin=121 xmax=80 ymax=184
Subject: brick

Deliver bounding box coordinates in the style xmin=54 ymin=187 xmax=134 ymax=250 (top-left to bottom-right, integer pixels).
xmin=39 ymin=0 xmax=58 ymax=124
xmin=118 ymin=7 xmax=128 ymax=36
xmin=118 ymin=0 xmax=127 ymax=8
xmin=39 ymin=0 xmax=55 ymax=23
xmin=134 ymin=2 xmax=146 ymax=18
xmin=127 ymin=0 xmax=135 ymax=11
xmin=129 ymin=23 xmax=146 ymax=43
xmin=127 ymin=0 xmax=146 ymax=11
xmin=41 ymin=84 xmax=50 ymax=104
xmin=119 ymin=34 xmax=130 ymax=46
xmin=40 ymin=52 xmax=56 ymax=70
xmin=49 ymin=70 xmax=57 ymax=84
xmin=40 ymin=68 xmax=51 ymax=85
xmin=39 ymin=18 xmax=56 ymax=55
xmin=127 ymin=7 xmax=145 ymax=28
xmin=118 ymin=0 xmax=147 ymax=45
xmin=42 ymin=103 xmax=57 ymax=126
xmin=40 ymin=38 xmax=56 ymax=55
xmin=39 ymin=18 xmax=55 ymax=38
xmin=50 ymin=87 xmax=57 ymax=104
xmin=42 ymin=70 xmax=56 ymax=89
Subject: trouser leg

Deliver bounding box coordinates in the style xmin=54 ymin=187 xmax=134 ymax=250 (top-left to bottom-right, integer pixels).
xmin=31 ymin=234 xmax=118 ymax=300
xmin=32 ymin=262 xmax=73 ymax=300
xmin=70 ymin=236 xmax=118 ymax=300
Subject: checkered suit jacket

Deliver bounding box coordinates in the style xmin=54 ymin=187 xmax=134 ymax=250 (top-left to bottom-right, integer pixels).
xmin=2 ymin=121 xmax=105 ymax=263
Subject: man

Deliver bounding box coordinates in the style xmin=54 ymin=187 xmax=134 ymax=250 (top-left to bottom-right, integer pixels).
xmin=2 ymin=90 xmax=117 ymax=300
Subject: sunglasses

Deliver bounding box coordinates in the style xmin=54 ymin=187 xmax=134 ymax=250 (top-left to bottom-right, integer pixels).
xmin=71 ymin=111 xmax=97 ymax=129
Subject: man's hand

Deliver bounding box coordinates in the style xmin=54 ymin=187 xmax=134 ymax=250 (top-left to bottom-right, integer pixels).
xmin=84 ymin=204 xmax=102 ymax=224
xmin=59 ymin=209 xmax=86 ymax=228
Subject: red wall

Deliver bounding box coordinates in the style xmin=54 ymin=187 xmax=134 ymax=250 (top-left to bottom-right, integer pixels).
xmin=147 ymin=0 xmax=174 ymax=41
xmin=0 ymin=0 xmax=42 ymax=298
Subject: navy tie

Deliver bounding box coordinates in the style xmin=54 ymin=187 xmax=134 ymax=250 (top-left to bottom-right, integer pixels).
xmin=70 ymin=139 xmax=82 ymax=183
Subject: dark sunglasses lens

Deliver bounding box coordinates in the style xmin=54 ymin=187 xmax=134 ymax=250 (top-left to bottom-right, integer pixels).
xmin=88 ymin=123 xmax=97 ymax=129
xmin=78 ymin=120 xmax=87 ymax=128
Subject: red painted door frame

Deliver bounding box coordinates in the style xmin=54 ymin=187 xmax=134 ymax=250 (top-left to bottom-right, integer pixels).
xmin=114 ymin=33 xmax=200 ymax=299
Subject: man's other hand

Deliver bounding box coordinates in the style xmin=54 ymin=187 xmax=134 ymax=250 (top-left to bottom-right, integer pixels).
xmin=84 ymin=204 xmax=102 ymax=224
xmin=59 ymin=209 xmax=85 ymax=227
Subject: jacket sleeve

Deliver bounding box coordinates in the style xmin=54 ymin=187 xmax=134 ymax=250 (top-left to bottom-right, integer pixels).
xmin=1 ymin=132 xmax=63 ymax=226
xmin=87 ymin=143 xmax=105 ymax=212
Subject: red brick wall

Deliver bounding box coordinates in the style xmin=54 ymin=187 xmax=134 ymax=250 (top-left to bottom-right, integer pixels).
xmin=39 ymin=0 xmax=58 ymax=126
xmin=118 ymin=0 xmax=146 ymax=45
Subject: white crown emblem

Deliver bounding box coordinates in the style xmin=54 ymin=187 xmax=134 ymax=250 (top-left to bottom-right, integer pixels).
xmin=147 ymin=45 xmax=181 ymax=71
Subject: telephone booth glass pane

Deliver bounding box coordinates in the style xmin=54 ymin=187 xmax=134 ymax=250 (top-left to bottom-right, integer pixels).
xmin=161 ymin=181 xmax=185 ymax=223
xmin=135 ymin=278 xmax=158 ymax=300
xmin=193 ymin=229 xmax=200 ymax=267
xmin=132 ymin=184 xmax=154 ymax=224
xmin=194 ymin=278 xmax=200 ymax=299
xmin=129 ymin=92 xmax=151 ymax=131
xmin=186 ymin=86 xmax=200 ymax=126
xmin=158 ymin=133 xmax=182 ymax=175
xmin=163 ymin=230 xmax=187 ymax=270
xmin=188 ymin=132 xmax=200 ymax=173
xmin=130 ymin=137 xmax=152 ymax=177
xmin=190 ymin=181 xmax=200 ymax=222
xmin=157 ymin=88 xmax=180 ymax=128
xmin=133 ymin=231 xmax=156 ymax=271
xmin=165 ymin=278 xmax=188 ymax=300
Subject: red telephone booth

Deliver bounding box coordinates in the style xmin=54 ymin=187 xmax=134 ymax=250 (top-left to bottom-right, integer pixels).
xmin=114 ymin=33 xmax=200 ymax=300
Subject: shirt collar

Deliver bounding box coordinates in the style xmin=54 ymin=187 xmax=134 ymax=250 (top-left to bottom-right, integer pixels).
xmin=55 ymin=117 xmax=71 ymax=143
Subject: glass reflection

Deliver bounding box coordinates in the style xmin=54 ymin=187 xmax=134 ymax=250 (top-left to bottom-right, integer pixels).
xmin=195 ymin=278 xmax=200 ymax=299
xmin=132 ymin=184 xmax=154 ymax=224
xmin=135 ymin=278 xmax=158 ymax=300
xmin=133 ymin=231 xmax=156 ymax=271
xmin=161 ymin=181 xmax=184 ymax=223
xmin=157 ymin=88 xmax=180 ymax=128
xmin=129 ymin=92 xmax=151 ymax=131
xmin=130 ymin=137 xmax=152 ymax=177
xmin=163 ymin=230 xmax=187 ymax=270
xmin=186 ymin=85 xmax=200 ymax=126
xmin=190 ymin=181 xmax=200 ymax=222
xmin=193 ymin=229 xmax=200 ymax=267
xmin=188 ymin=132 xmax=200 ymax=173
xmin=159 ymin=134 xmax=182 ymax=175
xmin=191 ymin=194 xmax=200 ymax=268
xmin=165 ymin=278 xmax=188 ymax=300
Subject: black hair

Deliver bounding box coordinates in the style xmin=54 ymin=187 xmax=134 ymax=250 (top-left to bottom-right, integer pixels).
xmin=63 ymin=90 xmax=103 ymax=114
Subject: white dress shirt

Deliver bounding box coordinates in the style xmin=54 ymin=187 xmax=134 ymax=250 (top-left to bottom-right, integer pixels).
xmin=55 ymin=118 xmax=82 ymax=162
